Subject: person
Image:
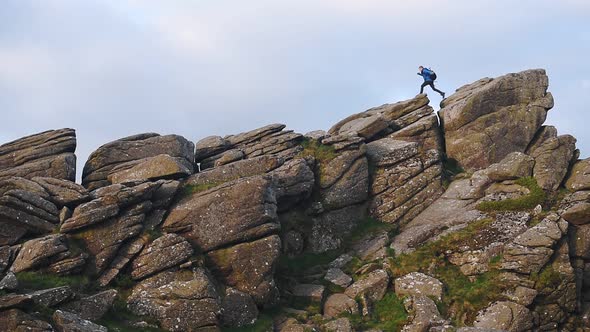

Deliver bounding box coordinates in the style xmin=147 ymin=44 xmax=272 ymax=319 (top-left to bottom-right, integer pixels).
xmin=417 ymin=66 xmax=445 ymax=98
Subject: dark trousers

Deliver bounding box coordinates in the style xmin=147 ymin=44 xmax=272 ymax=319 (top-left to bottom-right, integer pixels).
xmin=420 ymin=81 xmax=444 ymax=96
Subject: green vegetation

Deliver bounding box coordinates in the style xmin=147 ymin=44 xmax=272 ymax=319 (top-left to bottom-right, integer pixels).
xmin=16 ymin=271 xmax=93 ymax=292
xmin=347 ymin=293 xmax=408 ymax=331
xmin=180 ymin=181 xmax=223 ymax=197
xmin=476 ymin=177 xmax=546 ymax=212
xmin=221 ymin=312 xmax=275 ymax=332
xmin=276 ymin=249 xmax=343 ymax=277
xmin=348 ymin=217 xmax=397 ymax=243
xmin=387 ymin=218 xmax=503 ymax=325
xmin=297 ymin=138 xmax=336 ymax=163
xmin=99 ymin=275 xmax=165 ymax=332
xmin=532 ymin=265 xmax=562 ymax=290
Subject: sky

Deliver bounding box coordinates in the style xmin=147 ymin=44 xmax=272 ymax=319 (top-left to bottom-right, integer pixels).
xmin=1 ymin=0 xmax=589 ymax=181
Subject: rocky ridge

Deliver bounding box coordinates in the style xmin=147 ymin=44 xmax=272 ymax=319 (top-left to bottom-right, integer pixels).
xmin=0 ymin=68 xmax=588 ymax=331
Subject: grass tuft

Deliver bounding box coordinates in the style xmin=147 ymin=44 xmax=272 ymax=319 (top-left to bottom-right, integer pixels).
xmin=297 ymin=138 xmax=336 ymax=163
xmin=16 ymin=271 xmax=93 ymax=292
xmin=346 ymin=292 xmax=408 ymax=331
xmin=476 ymin=177 xmax=545 ymax=212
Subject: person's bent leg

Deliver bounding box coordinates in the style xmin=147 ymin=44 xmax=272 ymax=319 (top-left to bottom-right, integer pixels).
xmin=420 ymin=82 xmax=428 ymax=94
xmin=430 ymin=82 xmax=445 ymax=96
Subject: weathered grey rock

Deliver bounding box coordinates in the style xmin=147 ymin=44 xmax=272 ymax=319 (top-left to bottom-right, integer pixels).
xmin=185 ymin=155 xmax=283 ymax=189
xmin=440 ymin=69 xmax=553 ymax=171
xmin=207 ymin=235 xmax=280 ymax=306
xmin=10 ymin=234 xmax=68 ymax=272
xmin=220 ymin=288 xmax=258 ymax=328
xmin=0 ymin=309 xmax=53 ymax=331
xmin=323 ymin=317 xmax=354 ymax=332
xmin=307 ymin=204 xmax=366 ymax=253
xmin=0 ymin=293 xmax=33 ymax=310
xmin=270 ymin=158 xmax=315 ymax=211
xmin=528 ymin=135 xmax=576 ymax=190
xmin=131 ymin=233 xmax=193 ymax=280
xmin=344 ymin=269 xmax=390 ymax=302
xmin=163 ymin=176 xmax=278 ymax=252
xmin=569 ymin=224 xmax=590 ymax=259
xmin=53 ymin=310 xmax=107 ymax=332
xmin=325 ymin=268 xmax=353 ymax=288
xmin=226 ymin=124 xmax=286 ymax=146
xmin=353 ymin=231 xmax=390 ymax=261
xmin=329 ymin=94 xmax=430 ymax=141
xmin=127 ymin=268 xmax=220 ymax=331
xmin=532 ymin=240 xmax=576 ymax=329
xmin=0 ymin=245 xmax=19 ymax=274
xmin=447 ymin=213 xmax=530 ymax=276
xmin=59 ymin=289 xmax=117 ymax=321
xmin=98 ymin=237 xmax=145 ymax=286
xmin=319 ymin=156 xmax=369 ymax=210
xmin=560 ymin=191 xmax=590 ymax=225
xmin=74 ymin=202 xmax=149 ymax=276
xmin=292 ymin=283 xmax=325 ymax=303
xmin=32 ymin=177 xmax=90 ymax=207
xmin=0 ymin=129 xmax=77 ymax=182
xmin=394 ymin=272 xmax=443 ymax=301
xmin=366 ymin=139 xmax=419 ymax=167
xmin=402 ymin=295 xmax=447 ymax=332
xmin=305 ymin=130 xmax=328 ymax=141
xmin=483 ymin=152 xmax=535 ymax=182
xmin=323 ymin=293 xmax=358 ymax=319
xmin=390 ymin=173 xmax=491 ymax=254
xmin=29 ymin=286 xmax=73 ymax=307
xmin=473 ymin=301 xmax=534 ymax=332
xmin=82 ymin=133 xmax=194 ymax=190
xmin=0 ymin=187 xmax=60 ymax=245
xmin=107 ymin=154 xmax=192 ymax=184
xmin=195 ymin=135 xmax=230 ymax=161
xmin=502 ymin=286 xmax=538 ymax=307
xmin=566 ymin=158 xmax=590 ymax=192
xmin=0 ymin=271 xmax=18 ymax=290
xmin=60 ymin=181 xmax=160 ymax=233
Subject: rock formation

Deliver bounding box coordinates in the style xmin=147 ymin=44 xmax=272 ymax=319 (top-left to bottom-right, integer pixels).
xmin=0 ymin=68 xmax=588 ymax=331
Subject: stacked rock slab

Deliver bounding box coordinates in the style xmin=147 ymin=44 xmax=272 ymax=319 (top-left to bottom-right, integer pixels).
xmin=82 ymin=133 xmax=195 ymax=190
xmin=0 ymin=129 xmax=76 ymax=182
xmin=440 ymin=69 xmax=554 ymax=172
xmin=194 ymin=124 xmax=304 ymax=170
xmin=329 ymin=94 xmax=444 ymax=226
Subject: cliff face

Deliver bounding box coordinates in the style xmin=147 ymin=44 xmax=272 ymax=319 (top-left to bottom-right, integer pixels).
xmin=0 ymin=69 xmax=588 ymax=331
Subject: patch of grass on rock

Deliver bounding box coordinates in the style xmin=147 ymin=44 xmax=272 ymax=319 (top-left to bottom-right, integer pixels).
xmin=347 ymin=292 xmax=408 ymax=331
xmin=16 ymin=271 xmax=93 ymax=292
xmin=476 ymin=177 xmax=545 ymax=212
xmin=297 ymin=138 xmax=336 ymax=163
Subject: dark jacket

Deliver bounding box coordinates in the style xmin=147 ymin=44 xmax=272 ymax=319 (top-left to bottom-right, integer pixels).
xmin=418 ymin=68 xmax=434 ymax=82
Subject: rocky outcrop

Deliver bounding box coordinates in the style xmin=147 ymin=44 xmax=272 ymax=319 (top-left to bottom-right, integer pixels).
xmin=127 ymin=268 xmax=220 ymax=331
xmin=0 ymin=129 xmax=77 ymax=182
xmin=82 ymin=133 xmax=194 ymax=190
xmin=440 ymin=69 xmax=553 ymax=171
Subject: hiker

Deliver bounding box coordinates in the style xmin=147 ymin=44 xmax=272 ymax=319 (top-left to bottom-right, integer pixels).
xmin=417 ymin=66 xmax=445 ymax=98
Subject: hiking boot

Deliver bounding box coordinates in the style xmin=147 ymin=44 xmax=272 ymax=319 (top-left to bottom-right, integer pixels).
xmin=441 ymin=92 xmax=446 ymax=98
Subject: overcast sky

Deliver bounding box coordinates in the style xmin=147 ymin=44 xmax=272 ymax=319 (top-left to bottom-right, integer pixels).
xmin=1 ymin=0 xmax=589 ymax=180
